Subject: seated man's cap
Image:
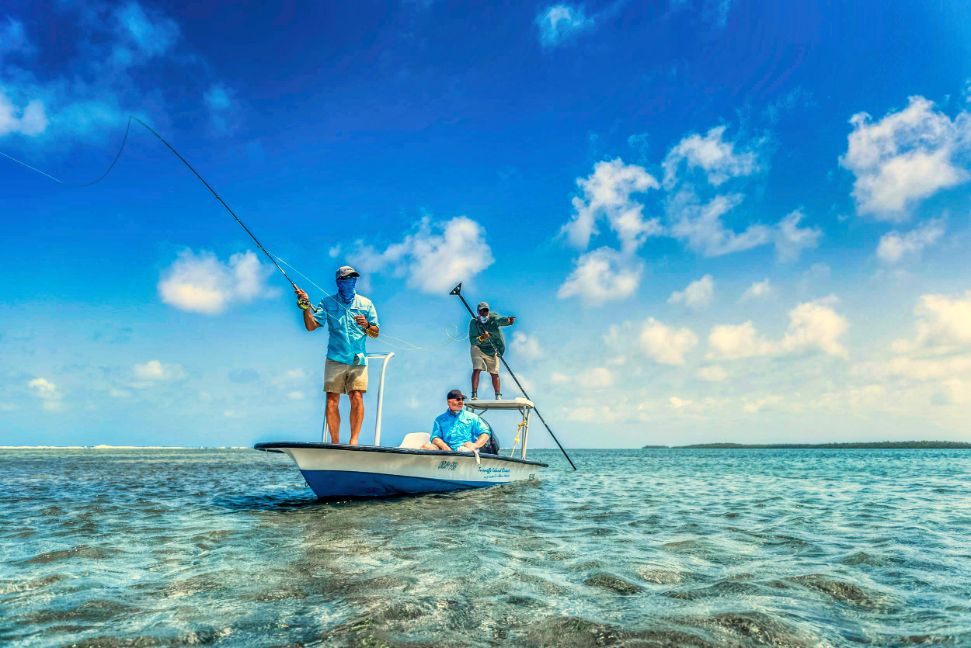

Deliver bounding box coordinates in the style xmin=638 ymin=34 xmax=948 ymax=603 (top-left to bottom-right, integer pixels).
xmin=336 ymin=265 xmax=360 ymax=280
xmin=446 ymin=388 xmax=467 ymax=400
xmin=477 ymin=301 xmax=489 ymax=311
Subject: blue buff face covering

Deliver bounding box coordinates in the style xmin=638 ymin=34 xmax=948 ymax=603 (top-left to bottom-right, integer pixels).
xmin=337 ymin=277 xmax=357 ymax=302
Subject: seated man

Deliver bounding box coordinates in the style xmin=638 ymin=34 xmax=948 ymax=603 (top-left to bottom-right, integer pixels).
xmin=423 ymin=389 xmax=491 ymax=452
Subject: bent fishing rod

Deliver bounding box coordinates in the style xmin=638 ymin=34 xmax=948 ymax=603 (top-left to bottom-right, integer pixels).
xmin=450 ymin=283 xmax=577 ymax=471
xmin=130 ymin=118 xmax=315 ymax=312
xmin=1 ymin=115 xmax=315 ymax=311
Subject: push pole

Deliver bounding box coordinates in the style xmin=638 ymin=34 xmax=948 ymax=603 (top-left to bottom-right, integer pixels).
xmin=450 ymin=283 xmax=577 ymax=470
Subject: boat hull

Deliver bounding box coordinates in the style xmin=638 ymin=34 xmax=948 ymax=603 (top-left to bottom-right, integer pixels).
xmin=255 ymin=443 xmax=546 ymax=499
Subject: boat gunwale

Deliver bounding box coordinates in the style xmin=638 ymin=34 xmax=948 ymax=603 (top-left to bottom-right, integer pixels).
xmin=253 ymin=442 xmax=548 ymax=467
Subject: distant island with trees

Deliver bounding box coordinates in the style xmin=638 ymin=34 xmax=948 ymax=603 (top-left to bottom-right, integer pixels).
xmin=642 ymin=441 xmax=971 ymax=449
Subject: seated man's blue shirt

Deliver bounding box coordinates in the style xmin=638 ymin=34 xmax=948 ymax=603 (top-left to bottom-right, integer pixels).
xmin=313 ymin=294 xmax=379 ymax=365
xmin=431 ymin=409 xmax=490 ymax=450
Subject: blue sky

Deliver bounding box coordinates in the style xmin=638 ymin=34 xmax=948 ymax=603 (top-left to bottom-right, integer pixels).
xmin=2 ymin=1 xmax=971 ymax=448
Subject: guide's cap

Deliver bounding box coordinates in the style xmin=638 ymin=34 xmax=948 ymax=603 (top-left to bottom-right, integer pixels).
xmin=477 ymin=301 xmax=489 ymax=312
xmin=335 ymin=265 xmax=360 ymax=280
xmin=446 ymin=389 xmax=467 ymax=401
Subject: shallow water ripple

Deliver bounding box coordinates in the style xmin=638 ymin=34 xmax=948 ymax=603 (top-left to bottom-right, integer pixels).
xmin=1 ymin=448 xmax=970 ymax=646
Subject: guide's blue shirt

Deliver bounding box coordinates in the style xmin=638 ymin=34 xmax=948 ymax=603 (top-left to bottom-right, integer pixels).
xmin=431 ymin=408 xmax=491 ymax=450
xmin=312 ymin=293 xmax=379 ymax=365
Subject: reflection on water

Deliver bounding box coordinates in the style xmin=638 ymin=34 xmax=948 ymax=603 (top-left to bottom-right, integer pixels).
xmin=1 ymin=448 xmax=970 ymax=646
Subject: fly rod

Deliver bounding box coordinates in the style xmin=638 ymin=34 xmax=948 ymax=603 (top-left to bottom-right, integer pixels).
xmin=131 ymin=118 xmax=314 ymax=310
xmin=450 ymin=282 xmax=577 ymax=470
xmin=1 ymin=116 xmax=315 ymax=311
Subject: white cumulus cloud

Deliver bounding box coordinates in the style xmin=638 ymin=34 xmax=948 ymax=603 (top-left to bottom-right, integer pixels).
xmin=158 ymin=249 xmax=277 ymax=315
xmin=708 ymin=298 xmax=849 ymax=359
xmin=536 ymin=4 xmax=594 ymax=47
xmin=779 ymin=299 xmax=848 ymax=357
xmin=28 ymin=377 xmax=62 ymax=411
xmin=204 ymin=84 xmax=239 ymax=134
xmin=110 ymin=2 xmax=180 ymax=68
xmin=511 ymin=332 xmax=543 ymax=360
xmin=668 ymin=274 xmax=714 ymax=310
xmin=774 ymin=210 xmax=822 ymax=262
xmin=708 ymin=321 xmax=774 ymax=359
xmin=876 ymin=292 xmax=971 ymax=401
xmin=28 ymin=377 xmax=57 ymax=397
xmin=892 ymin=291 xmax=971 ymax=352
xmin=884 ymin=355 xmax=971 ymax=381
xmin=876 ymin=219 xmax=945 ymax=264
xmin=663 ymin=125 xmax=760 ymax=188
xmin=558 ymin=159 xmax=661 ymax=306
xmin=561 ymin=158 xmax=662 ymax=253
xmin=557 ymin=247 xmax=643 ymax=305
xmin=639 ymin=318 xmax=698 ymax=365
xmin=741 ymin=279 xmax=772 ymax=301
xmin=354 ymin=216 xmax=493 ymax=294
xmin=840 ymin=96 xmax=971 ymax=220
xmin=669 ymin=396 xmax=693 ymax=409
xmin=0 ymin=92 xmax=47 ymax=136
xmin=132 ymin=360 xmax=185 ymax=382
xmin=0 ymin=2 xmax=231 ymax=144
xmin=666 ymin=190 xmax=772 ymax=257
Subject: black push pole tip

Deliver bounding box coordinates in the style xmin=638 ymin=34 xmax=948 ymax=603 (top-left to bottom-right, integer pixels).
xmin=450 ymin=283 xmax=463 ymax=296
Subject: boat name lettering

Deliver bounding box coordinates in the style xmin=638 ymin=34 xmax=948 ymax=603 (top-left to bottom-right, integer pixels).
xmin=478 ymin=467 xmax=511 ymax=476
xmin=437 ymin=460 xmax=458 ymax=471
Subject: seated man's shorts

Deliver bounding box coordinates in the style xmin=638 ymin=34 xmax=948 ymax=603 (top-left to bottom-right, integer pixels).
xmin=324 ymin=359 xmax=368 ymax=394
xmin=471 ymin=345 xmax=500 ymax=373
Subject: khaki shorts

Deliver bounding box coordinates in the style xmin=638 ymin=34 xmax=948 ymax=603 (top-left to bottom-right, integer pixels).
xmin=471 ymin=345 xmax=500 ymax=373
xmin=324 ymin=359 xmax=368 ymax=394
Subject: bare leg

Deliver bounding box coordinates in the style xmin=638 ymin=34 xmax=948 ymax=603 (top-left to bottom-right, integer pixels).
xmin=471 ymin=369 xmax=481 ymax=395
xmin=491 ymin=373 xmax=501 ymax=397
xmin=325 ymin=392 xmax=341 ymax=443
xmin=348 ymin=390 xmax=365 ymax=445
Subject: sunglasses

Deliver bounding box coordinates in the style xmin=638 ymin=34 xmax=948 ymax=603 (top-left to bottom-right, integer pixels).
xmin=449 ymin=397 xmax=466 ymax=401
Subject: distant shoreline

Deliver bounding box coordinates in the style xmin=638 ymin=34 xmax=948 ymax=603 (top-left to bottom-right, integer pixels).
xmin=643 ymin=441 xmax=971 ymax=449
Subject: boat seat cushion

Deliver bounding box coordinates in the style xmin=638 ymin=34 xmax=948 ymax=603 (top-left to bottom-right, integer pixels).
xmin=399 ymin=432 xmax=431 ymax=449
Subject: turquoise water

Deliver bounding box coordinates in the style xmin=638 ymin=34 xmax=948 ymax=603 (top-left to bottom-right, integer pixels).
xmin=1 ymin=448 xmax=970 ymax=646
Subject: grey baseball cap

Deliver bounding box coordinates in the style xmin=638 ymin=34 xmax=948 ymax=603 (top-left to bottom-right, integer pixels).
xmin=336 ymin=265 xmax=360 ymax=280
xmin=477 ymin=301 xmax=489 ymax=311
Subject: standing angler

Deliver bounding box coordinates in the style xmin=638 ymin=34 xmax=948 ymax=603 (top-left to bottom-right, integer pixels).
xmin=468 ymin=300 xmax=515 ymax=400
xmin=294 ymin=265 xmax=379 ymax=445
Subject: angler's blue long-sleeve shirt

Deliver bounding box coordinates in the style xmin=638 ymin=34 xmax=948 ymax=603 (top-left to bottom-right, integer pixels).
xmin=313 ymin=293 xmax=379 ymax=365
xmin=431 ymin=408 xmax=491 ymax=450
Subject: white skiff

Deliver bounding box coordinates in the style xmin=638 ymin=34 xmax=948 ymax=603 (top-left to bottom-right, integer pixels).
xmin=256 ymin=353 xmax=546 ymax=499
